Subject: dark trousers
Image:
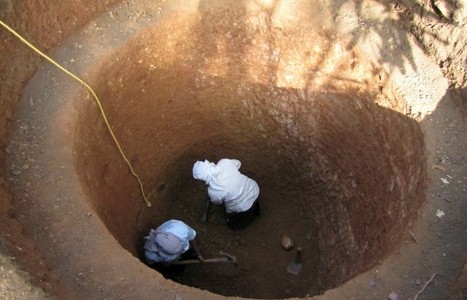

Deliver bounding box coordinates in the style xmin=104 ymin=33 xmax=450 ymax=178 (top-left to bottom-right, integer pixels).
xmin=225 ymin=198 xmax=260 ymax=229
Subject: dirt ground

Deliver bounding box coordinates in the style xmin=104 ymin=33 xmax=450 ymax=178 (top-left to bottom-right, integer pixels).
xmin=0 ymin=0 xmax=466 ymax=300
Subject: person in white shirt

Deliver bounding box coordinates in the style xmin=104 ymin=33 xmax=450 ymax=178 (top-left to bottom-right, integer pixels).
xmin=192 ymin=158 xmax=261 ymax=229
xmin=144 ymin=219 xmax=204 ymax=266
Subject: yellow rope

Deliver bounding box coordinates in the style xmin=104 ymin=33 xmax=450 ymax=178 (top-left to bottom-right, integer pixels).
xmin=0 ymin=19 xmax=151 ymax=207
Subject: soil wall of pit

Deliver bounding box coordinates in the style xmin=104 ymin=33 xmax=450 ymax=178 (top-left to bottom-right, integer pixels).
xmin=0 ymin=0 xmax=120 ymax=295
xmin=72 ymin=10 xmax=426 ymax=297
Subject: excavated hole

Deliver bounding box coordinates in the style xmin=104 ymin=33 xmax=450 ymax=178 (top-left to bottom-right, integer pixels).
xmin=73 ymin=9 xmax=426 ymax=299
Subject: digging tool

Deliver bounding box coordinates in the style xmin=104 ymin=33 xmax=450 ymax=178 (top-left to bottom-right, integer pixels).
xmin=172 ymin=251 xmax=237 ymax=266
xmin=287 ymin=247 xmax=302 ymax=275
xmin=201 ymin=197 xmax=212 ymax=222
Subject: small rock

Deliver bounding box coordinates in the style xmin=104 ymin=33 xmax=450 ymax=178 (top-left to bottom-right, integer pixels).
xmin=432 ymin=164 xmax=446 ymax=171
xmin=11 ymin=169 xmax=21 ymax=176
xmin=388 ymin=291 xmax=398 ymax=300
xmin=369 ymin=277 xmax=377 ymax=287
xmin=280 ymin=235 xmax=294 ymax=250
xmin=436 ymin=209 xmax=445 ymax=218
xmin=453 ymin=2 xmax=467 ymax=24
xmin=434 ymin=0 xmax=454 ymax=20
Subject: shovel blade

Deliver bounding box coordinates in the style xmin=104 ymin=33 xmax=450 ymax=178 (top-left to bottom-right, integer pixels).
xmin=287 ymin=247 xmax=302 ymax=275
xmin=287 ymin=261 xmax=302 ymax=275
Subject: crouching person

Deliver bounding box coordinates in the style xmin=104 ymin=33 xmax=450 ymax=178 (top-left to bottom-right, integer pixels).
xmin=144 ymin=219 xmax=203 ymax=277
xmin=192 ymin=158 xmax=261 ymax=229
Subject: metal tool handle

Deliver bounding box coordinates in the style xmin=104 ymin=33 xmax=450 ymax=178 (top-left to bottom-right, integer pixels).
xmin=295 ymin=247 xmax=302 ymax=263
xmin=201 ymin=197 xmax=212 ymax=222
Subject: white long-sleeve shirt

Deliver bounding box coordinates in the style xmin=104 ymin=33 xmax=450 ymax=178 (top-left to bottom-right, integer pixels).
xmin=198 ymin=159 xmax=260 ymax=213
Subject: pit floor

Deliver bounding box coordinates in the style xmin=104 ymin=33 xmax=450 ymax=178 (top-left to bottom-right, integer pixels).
xmin=152 ymin=182 xmax=323 ymax=299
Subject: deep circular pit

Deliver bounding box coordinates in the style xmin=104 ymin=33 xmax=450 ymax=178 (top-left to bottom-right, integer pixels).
xmin=72 ymin=7 xmax=426 ymax=299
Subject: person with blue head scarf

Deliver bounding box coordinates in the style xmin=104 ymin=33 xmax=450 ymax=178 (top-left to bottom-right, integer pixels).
xmin=144 ymin=219 xmax=203 ymax=266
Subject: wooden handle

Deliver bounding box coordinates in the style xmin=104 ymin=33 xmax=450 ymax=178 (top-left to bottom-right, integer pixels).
xmin=295 ymin=247 xmax=302 ymax=263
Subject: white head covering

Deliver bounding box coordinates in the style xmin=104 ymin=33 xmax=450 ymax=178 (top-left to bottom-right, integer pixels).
xmin=154 ymin=232 xmax=183 ymax=255
xmin=192 ymin=160 xmax=218 ymax=184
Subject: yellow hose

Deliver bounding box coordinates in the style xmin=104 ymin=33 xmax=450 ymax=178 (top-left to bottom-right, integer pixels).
xmin=0 ymin=19 xmax=151 ymax=207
